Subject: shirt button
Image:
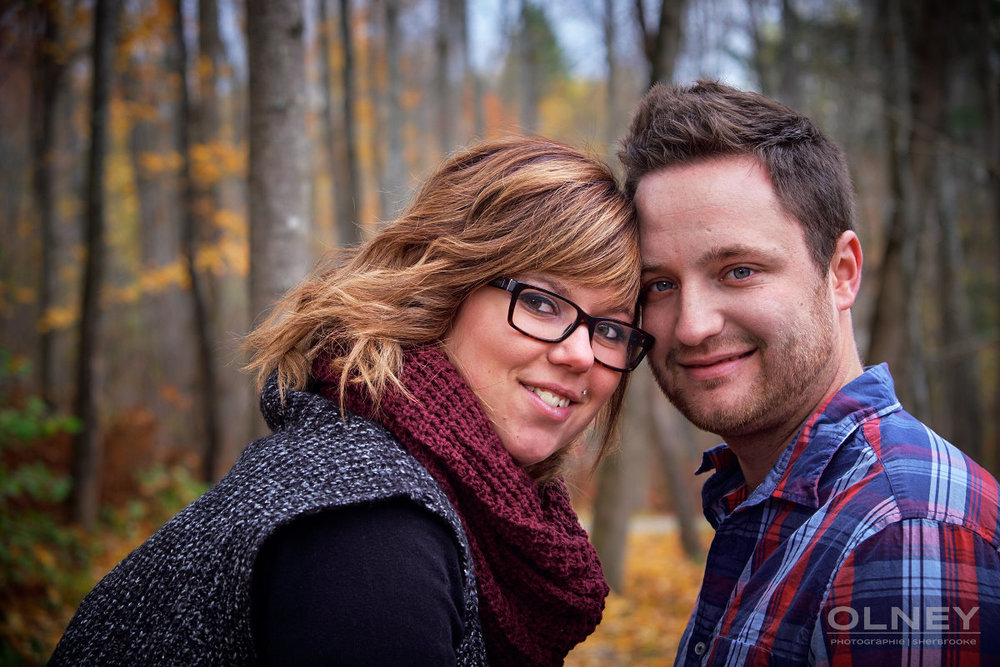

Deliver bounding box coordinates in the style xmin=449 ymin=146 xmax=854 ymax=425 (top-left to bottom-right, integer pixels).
xmin=694 ymin=641 xmax=707 ymax=656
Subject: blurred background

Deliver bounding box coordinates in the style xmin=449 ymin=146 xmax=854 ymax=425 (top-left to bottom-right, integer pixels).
xmin=1 ymin=0 xmax=997 ymax=663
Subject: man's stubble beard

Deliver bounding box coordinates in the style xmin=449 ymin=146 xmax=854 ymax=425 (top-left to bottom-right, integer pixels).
xmin=650 ymin=285 xmax=838 ymax=440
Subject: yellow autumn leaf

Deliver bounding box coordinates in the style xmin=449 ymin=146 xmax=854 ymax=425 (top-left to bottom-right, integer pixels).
xmin=15 ymin=286 xmax=35 ymax=304
xmin=38 ymin=305 xmax=78 ymax=333
xmin=138 ymin=261 xmax=188 ymax=293
xmin=195 ymin=246 xmax=223 ymax=274
xmin=214 ymin=209 xmax=246 ymax=236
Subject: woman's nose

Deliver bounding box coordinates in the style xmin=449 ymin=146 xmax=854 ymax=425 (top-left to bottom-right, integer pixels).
xmin=547 ymin=324 xmax=596 ymax=371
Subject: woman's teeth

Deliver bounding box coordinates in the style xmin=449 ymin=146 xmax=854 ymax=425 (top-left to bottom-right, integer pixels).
xmin=528 ymin=386 xmax=571 ymax=408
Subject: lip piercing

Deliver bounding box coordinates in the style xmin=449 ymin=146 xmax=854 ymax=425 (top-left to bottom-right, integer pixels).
xmin=581 ymin=389 xmax=589 ymax=398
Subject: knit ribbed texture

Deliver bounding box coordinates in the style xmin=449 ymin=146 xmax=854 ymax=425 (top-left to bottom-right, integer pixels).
xmin=318 ymin=344 xmax=609 ymax=666
xmin=50 ymin=377 xmax=486 ymax=665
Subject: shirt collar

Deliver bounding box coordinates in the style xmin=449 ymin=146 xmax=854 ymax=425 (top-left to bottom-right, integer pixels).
xmin=697 ymin=364 xmax=903 ymax=520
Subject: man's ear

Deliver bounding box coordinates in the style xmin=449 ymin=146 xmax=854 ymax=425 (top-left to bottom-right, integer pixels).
xmin=829 ymin=230 xmax=863 ymax=311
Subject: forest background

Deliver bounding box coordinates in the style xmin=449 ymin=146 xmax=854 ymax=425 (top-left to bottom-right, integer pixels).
xmin=1 ymin=0 xmax=997 ymax=663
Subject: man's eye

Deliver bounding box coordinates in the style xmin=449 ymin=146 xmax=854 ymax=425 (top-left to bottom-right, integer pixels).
xmin=728 ymin=267 xmax=754 ymax=280
xmin=647 ymin=280 xmax=676 ymax=293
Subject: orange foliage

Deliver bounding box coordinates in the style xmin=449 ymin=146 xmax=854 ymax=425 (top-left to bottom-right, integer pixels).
xmin=566 ymin=523 xmax=709 ymax=666
xmin=138 ymin=150 xmax=183 ymax=175
xmin=191 ymin=141 xmax=246 ymax=185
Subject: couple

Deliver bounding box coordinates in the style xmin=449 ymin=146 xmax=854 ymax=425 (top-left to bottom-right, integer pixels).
xmin=52 ymin=81 xmax=999 ymax=666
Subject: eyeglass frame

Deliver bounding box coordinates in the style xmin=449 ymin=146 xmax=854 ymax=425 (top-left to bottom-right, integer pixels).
xmin=486 ymin=277 xmax=655 ymax=372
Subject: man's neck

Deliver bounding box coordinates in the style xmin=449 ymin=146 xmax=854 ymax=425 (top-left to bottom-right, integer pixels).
xmin=729 ymin=359 xmax=866 ymax=491
xmin=726 ymin=422 xmax=806 ymax=492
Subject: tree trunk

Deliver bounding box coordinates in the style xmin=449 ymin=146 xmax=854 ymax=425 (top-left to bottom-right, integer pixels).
xmin=198 ymin=0 xmax=223 ymax=158
xmin=866 ymin=0 xmax=928 ymax=417
xmin=635 ymin=0 xmax=687 ymax=90
xmin=460 ymin=0 xmax=484 ymax=139
xmin=199 ymin=0 xmax=248 ymax=471
xmin=932 ymin=151 xmax=983 ymax=459
xmin=591 ymin=0 xmax=694 ymax=580
xmin=517 ymin=1 xmax=539 ymax=133
xmin=973 ymin=0 xmax=1000 ymax=473
xmin=649 ymin=388 xmax=703 ymax=561
xmin=590 ymin=368 xmax=651 ymax=592
xmin=247 ymin=0 xmax=311 ymax=326
xmin=173 ymin=0 xmax=222 ymax=482
xmin=383 ymin=0 xmax=406 ymax=218
xmin=361 ymin=5 xmax=385 ymax=223
xmin=71 ymin=0 xmax=122 ymax=528
xmin=123 ymin=28 xmax=193 ymax=456
xmin=589 ymin=448 xmax=633 ymax=593
xmin=603 ymin=0 xmax=619 ymax=153
xmin=336 ymin=0 xmax=362 ymax=245
xmin=317 ymin=0 xmax=340 ymax=235
xmin=30 ymin=3 xmax=64 ymax=408
xmin=777 ymin=0 xmax=803 ymax=111
xmin=316 ymin=0 xmax=358 ymax=242
xmin=436 ymin=0 xmax=452 ymax=155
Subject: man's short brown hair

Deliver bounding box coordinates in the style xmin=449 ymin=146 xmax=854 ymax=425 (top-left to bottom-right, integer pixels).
xmin=619 ymin=80 xmax=856 ymax=270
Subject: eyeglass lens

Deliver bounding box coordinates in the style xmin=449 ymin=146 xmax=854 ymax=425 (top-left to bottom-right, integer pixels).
xmin=511 ymin=286 xmax=643 ymax=370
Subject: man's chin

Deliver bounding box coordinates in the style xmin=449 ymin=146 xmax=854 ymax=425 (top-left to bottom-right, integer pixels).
xmin=663 ymin=387 xmax=760 ymax=437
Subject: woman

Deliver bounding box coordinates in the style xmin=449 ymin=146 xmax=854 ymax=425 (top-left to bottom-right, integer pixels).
xmin=51 ymin=137 xmax=653 ymax=666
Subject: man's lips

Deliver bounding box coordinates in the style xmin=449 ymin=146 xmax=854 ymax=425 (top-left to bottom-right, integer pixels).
xmin=674 ymin=349 xmax=755 ymax=381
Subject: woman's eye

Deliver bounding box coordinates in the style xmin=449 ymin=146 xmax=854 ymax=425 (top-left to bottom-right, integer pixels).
xmin=520 ymin=293 xmax=558 ymax=315
xmin=594 ymin=321 xmax=625 ymax=343
xmin=727 ymin=267 xmax=754 ymax=280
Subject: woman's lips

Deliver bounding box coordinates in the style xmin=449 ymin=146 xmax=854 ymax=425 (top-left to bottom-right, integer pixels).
xmin=524 ymin=384 xmax=573 ymax=408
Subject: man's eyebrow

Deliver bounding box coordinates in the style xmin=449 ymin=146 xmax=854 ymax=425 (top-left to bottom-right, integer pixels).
xmin=640 ymin=244 xmax=783 ymax=276
xmin=698 ymin=244 xmax=783 ymax=267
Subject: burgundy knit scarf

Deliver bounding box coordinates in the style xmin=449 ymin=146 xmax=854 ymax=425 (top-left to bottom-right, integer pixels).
xmin=313 ymin=344 xmax=608 ymax=665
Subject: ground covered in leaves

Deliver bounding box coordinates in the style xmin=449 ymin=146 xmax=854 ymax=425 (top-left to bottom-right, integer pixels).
xmin=566 ymin=520 xmax=708 ymax=666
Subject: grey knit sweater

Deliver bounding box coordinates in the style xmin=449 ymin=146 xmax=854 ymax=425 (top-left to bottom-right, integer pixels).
xmin=49 ymin=379 xmax=486 ymax=665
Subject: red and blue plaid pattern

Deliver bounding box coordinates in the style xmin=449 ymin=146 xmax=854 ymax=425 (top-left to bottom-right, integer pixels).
xmin=676 ymin=364 xmax=1000 ymax=665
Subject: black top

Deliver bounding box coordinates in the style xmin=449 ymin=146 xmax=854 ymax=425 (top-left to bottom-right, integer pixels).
xmin=251 ymin=498 xmax=466 ymax=665
xmin=49 ymin=378 xmax=485 ymax=666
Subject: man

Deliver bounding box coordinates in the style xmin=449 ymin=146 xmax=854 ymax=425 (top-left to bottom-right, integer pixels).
xmin=619 ymin=80 xmax=1000 ymax=665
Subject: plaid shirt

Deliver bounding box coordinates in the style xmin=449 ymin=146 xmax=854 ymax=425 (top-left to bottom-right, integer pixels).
xmin=676 ymin=364 xmax=1000 ymax=666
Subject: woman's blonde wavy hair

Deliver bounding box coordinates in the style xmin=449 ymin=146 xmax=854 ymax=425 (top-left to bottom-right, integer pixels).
xmin=245 ymin=136 xmax=641 ymax=481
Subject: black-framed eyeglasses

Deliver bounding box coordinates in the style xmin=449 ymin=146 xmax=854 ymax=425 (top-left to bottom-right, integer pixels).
xmin=488 ymin=278 xmax=654 ymax=372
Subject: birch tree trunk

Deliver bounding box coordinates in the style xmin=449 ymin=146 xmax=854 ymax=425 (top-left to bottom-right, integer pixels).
xmin=247 ymin=0 xmax=311 ymax=326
